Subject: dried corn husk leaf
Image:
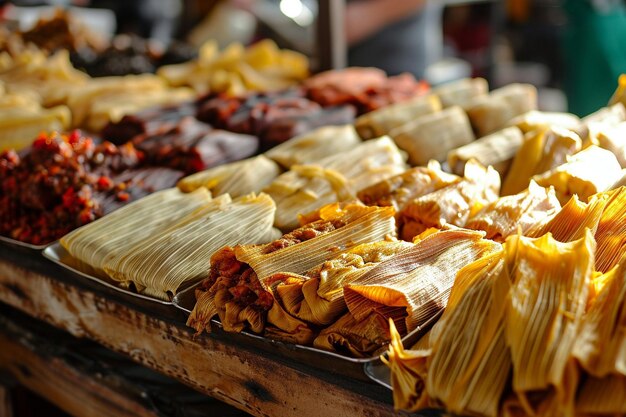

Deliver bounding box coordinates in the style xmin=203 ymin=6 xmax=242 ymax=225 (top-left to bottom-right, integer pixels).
xmin=177 ymin=155 xmax=281 ymax=197
xmin=103 ymin=193 xmax=277 ymax=300
xmin=447 ymin=126 xmax=524 ymax=177
xmin=533 ymin=145 xmax=622 ymax=205
xmin=581 ymin=102 xmax=626 ymax=144
xmin=400 ymin=160 xmax=500 ymax=241
xmin=504 ymin=231 xmax=595 ymax=417
xmin=508 ymin=110 xmax=582 ymax=135
xmin=608 ymin=74 xmax=626 ymax=108
xmin=433 ymin=77 xmax=489 ymax=109
xmin=265 ymin=124 xmax=361 ymax=169
xmin=389 ymin=105 xmax=475 ymax=166
xmin=313 ymin=311 xmax=391 ymax=357
xmin=501 ymin=127 xmax=582 ymax=196
xmin=354 ymin=94 xmax=442 ymax=140
xmin=465 ymin=180 xmax=561 ymax=242
xmin=594 ymin=187 xmax=626 ymax=273
xmin=577 ymin=375 xmax=626 ymax=415
xmin=0 ymin=104 xmax=71 ymax=151
xmin=594 ymin=121 xmax=626 ymax=167
xmin=61 ymin=187 xmax=213 ymax=272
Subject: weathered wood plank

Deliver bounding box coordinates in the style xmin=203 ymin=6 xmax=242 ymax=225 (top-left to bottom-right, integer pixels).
xmin=0 ymin=253 xmax=401 ymax=417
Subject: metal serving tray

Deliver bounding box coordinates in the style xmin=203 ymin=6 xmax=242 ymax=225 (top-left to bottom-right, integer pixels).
xmin=173 ymin=281 xmax=441 ymax=383
xmin=0 ymin=235 xmax=51 ymax=251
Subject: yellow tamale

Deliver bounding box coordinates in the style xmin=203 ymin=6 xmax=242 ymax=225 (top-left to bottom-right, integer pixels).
xmin=595 ymin=121 xmax=626 ymax=167
xmin=581 ymin=102 xmax=626 ymax=144
xmin=594 ymin=187 xmax=626 ymax=273
xmin=508 ymin=110 xmax=582 ymax=135
xmin=433 ymin=77 xmax=489 ymax=109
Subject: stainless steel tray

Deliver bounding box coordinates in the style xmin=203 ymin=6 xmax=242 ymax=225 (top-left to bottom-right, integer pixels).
xmin=173 ymin=281 xmax=441 ymax=383
xmin=0 ymin=235 xmax=51 ymax=250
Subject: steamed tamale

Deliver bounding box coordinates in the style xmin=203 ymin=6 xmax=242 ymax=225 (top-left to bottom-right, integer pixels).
xmin=103 ymin=193 xmax=278 ymax=300
xmin=432 ymin=77 xmax=489 ymax=109
xmin=595 ymin=121 xmax=626 ymax=167
xmin=508 ymin=110 xmax=582 ymax=135
xmin=501 ymin=126 xmax=582 ymax=196
xmin=389 ymin=106 xmax=475 ymax=166
xmin=465 ymin=181 xmax=561 ymax=242
xmin=447 ymin=126 xmax=524 ymax=177
xmin=264 ymin=136 xmax=406 ymax=231
xmin=265 ymin=124 xmax=361 ymax=169
xmin=187 ymin=203 xmax=396 ymax=335
xmin=581 ymin=102 xmax=626 ymax=143
xmin=354 ymin=94 xmax=442 ymax=140
xmin=594 ymin=187 xmax=626 ymax=273
xmin=400 ymin=160 xmax=500 ymax=241
xmin=177 ymin=155 xmax=281 ymax=197
xmin=533 ymin=145 xmax=622 ymax=205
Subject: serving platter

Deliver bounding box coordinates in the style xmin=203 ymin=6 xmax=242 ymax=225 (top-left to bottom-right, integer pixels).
xmin=0 ymin=235 xmax=51 ymax=250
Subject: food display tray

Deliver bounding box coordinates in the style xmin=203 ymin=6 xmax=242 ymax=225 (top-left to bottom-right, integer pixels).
xmin=173 ymin=282 xmax=440 ymax=383
xmin=0 ymin=235 xmax=51 ymax=250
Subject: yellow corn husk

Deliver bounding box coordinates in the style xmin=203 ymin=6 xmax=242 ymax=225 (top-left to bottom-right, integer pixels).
xmin=533 ymin=145 xmax=622 ymax=205
xmin=594 ymin=121 xmax=626 ymax=167
xmin=465 ymin=180 xmax=561 ymax=242
xmin=0 ymin=104 xmax=71 ymax=151
xmin=447 ymin=126 xmax=524 ymax=177
xmin=354 ymin=94 xmax=442 ymax=140
xmin=61 ymin=187 xmax=213 ymax=272
xmin=103 ymin=193 xmax=277 ymax=300
xmin=501 ymin=127 xmax=582 ymax=196
xmin=342 ymin=229 xmax=501 ymax=337
xmin=594 ymin=187 xmax=626 ymax=273
xmin=508 ymin=110 xmax=582 ymax=135
xmin=264 ymin=136 xmax=406 ymax=231
xmin=399 ymin=160 xmax=500 ymax=241
xmin=526 ymin=193 xmax=609 ymax=242
xmin=265 ymin=124 xmax=361 ymax=169
xmin=389 ymin=105 xmax=475 ymax=166
xmin=177 ymin=155 xmax=281 ymax=197
xmin=356 ymin=161 xmax=460 ymax=213
xmin=504 ymin=231 xmax=595 ymax=417
xmin=466 ymin=83 xmax=538 ymax=137
xmin=425 ymin=250 xmax=511 ymax=417
xmin=581 ymin=103 xmax=626 ymax=144
xmin=609 ymin=74 xmax=626 ymax=108
xmin=577 ymin=375 xmax=626 ymax=415
xmin=433 ymin=77 xmax=489 ymax=109
xmin=313 ymin=311 xmax=391 ymax=357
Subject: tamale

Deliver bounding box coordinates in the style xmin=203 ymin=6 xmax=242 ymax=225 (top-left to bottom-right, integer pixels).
xmin=594 ymin=187 xmax=626 ymax=273
xmin=354 ymin=94 xmax=442 ymax=140
xmin=0 ymin=104 xmax=71 ymax=151
xmin=508 ymin=110 xmax=582 ymax=135
xmin=504 ymin=231 xmax=595 ymax=417
xmin=447 ymin=126 xmax=524 ymax=177
xmin=265 ymin=124 xmax=361 ymax=169
xmin=264 ymin=136 xmax=406 ymax=231
xmin=103 ymin=193 xmax=277 ymax=300
xmin=356 ymin=161 xmax=460 ymax=213
xmin=501 ymin=127 xmax=582 ymax=196
xmin=465 ymin=180 xmax=561 ymax=242
xmin=177 ymin=155 xmax=281 ymax=197
xmin=389 ymin=106 xmax=475 ymax=166
xmin=432 ymin=77 xmax=489 ymax=109
xmin=595 ymin=121 xmax=626 ymax=167
xmin=581 ymin=102 xmax=626 ymax=143
xmin=466 ymin=83 xmax=538 ymax=137
xmin=61 ymin=187 xmax=213 ymax=272
xmin=187 ymin=203 xmax=396 ymax=335
xmin=399 ymin=160 xmax=500 ymax=241
xmin=533 ymin=145 xmax=622 ymax=205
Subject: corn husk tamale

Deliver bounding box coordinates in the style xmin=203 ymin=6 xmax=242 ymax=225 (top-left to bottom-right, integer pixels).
xmin=501 ymin=127 xmax=582 ymax=196
xmin=356 ymin=161 xmax=460 ymax=213
xmin=432 ymin=77 xmax=489 ymax=109
xmin=177 ymin=155 xmax=281 ymax=197
xmin=354 ymin=94 xmax=442 ymax=140
xmin=102 ymin=193 xmax=277 ymax=300
xmin=594 ymin=187 xmax=626 ymax=273
xmin=264 ymin=136 xmax=406 ymax=231
xmin=508 ymin=110 xmax=583 ymax=135
xmin=399 ymin=160 xmax=500 ymax=241
xmin=389 ymin=106 xmax=474 ymax=166
xmin=465 ymin=180 xmax=561 ymax=242
xmin=61 ymin=187 xmax=213 ymax=272
xmin=313 ymin=229 xmax=501 ymax=357
xmin=594 ymin=121 xmax=626 ymax=167
xmin=187 ymin=203 xmax=396 ymax=335
xmin=466 ymin=83 xmax=538 ymax=137
xmin=265 ymin=124 xmax=361 ymax=169
xmin=581 ymin=102 xmax=626 ymax=143
xmin=533 ymin=145 xmax=622 ymax=205
xmin=504 ymin=231 xmax=595 ymax=417
xmin=0 ymin=104 xmax=71 ymax=152
xmin=577 ymin=375 xmax=626 ymax=415
xmin=447 ymin=126 xmax=524 ymax=177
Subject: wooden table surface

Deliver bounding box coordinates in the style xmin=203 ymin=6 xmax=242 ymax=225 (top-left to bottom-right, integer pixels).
xmin=0 ymin=244 xmax=406 ymax=417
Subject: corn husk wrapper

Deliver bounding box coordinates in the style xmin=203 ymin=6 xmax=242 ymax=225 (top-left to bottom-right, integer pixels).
xmin=501 ymin=127 xmax=582 ymax=196
xmin=177 ymin=155 xmax=281 ymax=197
xmin=356 ymin=161 xmax=460 ymax=213
xmin=594 ymin=187 xmax=626 ymax=273
xmin=447 ymin=126 xmax=524 ymax=177
xmin=465 ymin=180 xmax=561 ymax=242
xmin=508 ymin=110 xmax=582 ymax=135
xmin=264 ymin=136 xmax=407 ymax=231
xmin=577 ymin=375 xmax=626 ymax=415
xmin=594 ymin=121 xmax=626 ymax=167
xmin=504 ymin=231 xmax=595 ymax=417
xmin=432 ymin=77 xmax=489 ymax=109
xmin=466 ymin=83 xmax=538 ymax=137
xmin=61 ymin=187 xmax=213 ymax=272
xmin=354 ymin=94 xmax=442 ymax=140
xmin=0 ymin=104 xmax=71 ymax=151
xmin=103 ymin=193 xmax=277 ymax=300
xmin=400 ymin=160 xmax=500 ymax=241
xmin=533 ymin=145 xmax=622 ymax=205
xmin=608 ymin=74 xmax=626 ymax=108
xmin=581 ymin=102 xmax=626 ymax=144
xmin=389 ymin=105 xmax=475 ymax=166
xmin=265 ymin=124 xmax=361 ymax=169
